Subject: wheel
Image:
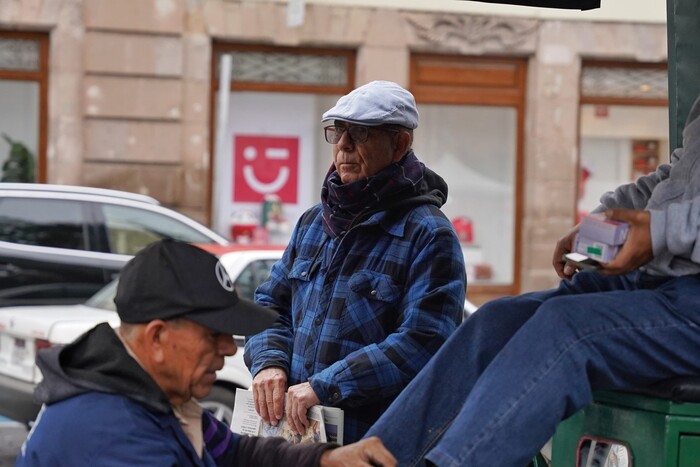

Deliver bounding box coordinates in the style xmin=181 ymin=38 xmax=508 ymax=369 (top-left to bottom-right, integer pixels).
xmin=200 ymin=385 xmax=238 ymax=425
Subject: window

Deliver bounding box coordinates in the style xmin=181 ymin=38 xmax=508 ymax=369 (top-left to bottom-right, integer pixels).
xmin=0 ymin=32 xmax=49 ymax=183
xmin=411 ymin=54 xmax=526 ymax=296
xmin=234 ymin=259 xmax=279 ymax=301
xmin=99 ymin=204 xmax=213 ymax=255
xmin=210 ymin=43 xmax=355 ymax=236
xmin=85 ymin=280 xmax=119 ymax=311
xmin=0 ymin=198 xmax=87 ymax=250
xmin=578 ymin=62 xmax=668 ymax=222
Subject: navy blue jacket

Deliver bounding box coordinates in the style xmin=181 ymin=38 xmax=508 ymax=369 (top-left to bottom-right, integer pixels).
xmin=17 ymin=323 xmax=333 ymax=466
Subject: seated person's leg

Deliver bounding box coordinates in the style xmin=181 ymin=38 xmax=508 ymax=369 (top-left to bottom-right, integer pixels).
xmin=425 ymin=274 xmax=700 ymax=467
xmin=365 ymin=283 xmax=586 ymax=466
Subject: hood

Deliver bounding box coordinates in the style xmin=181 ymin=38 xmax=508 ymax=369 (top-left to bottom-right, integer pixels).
xmin=382 ymin=162 xmax=449 ymax=212
xmin=34 ymin=323 xmax=171 ymax=414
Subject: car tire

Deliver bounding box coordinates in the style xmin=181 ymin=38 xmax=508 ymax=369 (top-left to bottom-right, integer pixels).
xmin=200 ymin=385 xmax=239 ymax=425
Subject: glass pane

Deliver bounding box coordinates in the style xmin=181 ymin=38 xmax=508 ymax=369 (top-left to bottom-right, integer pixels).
xmin=0 ymin=198 xmax=87 ymax=250
xmin=85 ymin=280 xmax=119 ymax=311
xmin=219 ymin=51 xmax=348 ymax=86
xmin=581 ymin=67 xmax=667 ymax=100
xmin=413 ymin=104 xmax=517 ymax=285
xmin=100 ymin=204 xmax=213 ymax=255
xmin=0 ymin=80 xmax=39 ymax=183
xmin=0 ymin=38 xmax=40 ymax=72
xmin=578 ymin=104 xmax=669 ymax=221
xmin=234 ymin=259 xmax=278 ymax=301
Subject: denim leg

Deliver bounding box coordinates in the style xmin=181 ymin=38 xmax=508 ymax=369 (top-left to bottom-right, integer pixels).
xmin=364 ymin=273 xmax=611 ymax=467
xmin=425 ymin=274 xmax=700 ymax=467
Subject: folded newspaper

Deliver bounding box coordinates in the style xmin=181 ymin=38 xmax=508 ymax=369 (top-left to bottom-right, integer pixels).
xmin=230 ymin=389 xmax=345 ymax=446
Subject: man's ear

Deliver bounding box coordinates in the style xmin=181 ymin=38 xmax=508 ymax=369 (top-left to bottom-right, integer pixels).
xmin=392 ymin=131 xmax=411 ymax=161
xmin=142 ymin=320 xmax=169 ymax=364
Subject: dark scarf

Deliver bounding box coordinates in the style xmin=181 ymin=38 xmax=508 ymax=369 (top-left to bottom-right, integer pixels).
xmin=320 ymin=150 xmax=425 ymax=238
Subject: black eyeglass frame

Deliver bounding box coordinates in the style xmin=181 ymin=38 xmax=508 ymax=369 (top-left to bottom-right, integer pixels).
xmin=323 ymin=124 xmax=402 ymax=144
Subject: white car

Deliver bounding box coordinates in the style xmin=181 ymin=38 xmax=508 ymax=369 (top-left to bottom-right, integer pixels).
xmin=0 ymin=242 xmax=477 ymax=425
xmin=0 ymin=246 xmax=284 ymax=425
xmin=0 ymin=184 xmax=231 ymax=307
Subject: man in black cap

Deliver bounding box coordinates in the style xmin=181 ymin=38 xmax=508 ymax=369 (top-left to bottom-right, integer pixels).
xmin=17 ymin=239 xmax=396 ymax=466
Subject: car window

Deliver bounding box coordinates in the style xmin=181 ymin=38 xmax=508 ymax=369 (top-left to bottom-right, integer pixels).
xmin=0 ymin=198 xmax=88 ymax=250
xmin=100 ymin=204 xmax=214 ymax=255
xmin=85 ymin=279 xmax=118 ymax=311
xmin=234 ymin=259 xmax=277 ymax=301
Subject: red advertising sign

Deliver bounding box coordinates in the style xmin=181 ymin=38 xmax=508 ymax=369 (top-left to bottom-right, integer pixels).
xmin=233 ymin=135 xmax=299 ymax=203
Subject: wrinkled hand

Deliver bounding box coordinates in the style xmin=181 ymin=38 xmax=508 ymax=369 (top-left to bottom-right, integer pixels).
xmin=552 ymin=224 xmax=580 ymax=279
xmin=285 ymin=381 xmax=321 ymax=435
xmin=252 ymin=367 xmax=287 ymax=426
xmin=600 ymin=209 xmax=653 ymax=276
xmin=320 ymin=437 xmax=397 ymax=467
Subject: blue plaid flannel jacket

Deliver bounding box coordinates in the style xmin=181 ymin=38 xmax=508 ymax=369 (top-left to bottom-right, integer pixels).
xmin=244 ymin=203 xmax=466 ymax=443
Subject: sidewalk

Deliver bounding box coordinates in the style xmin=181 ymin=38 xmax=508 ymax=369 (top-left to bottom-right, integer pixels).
xmin=0 ymin=420 xmax=27 ymax=466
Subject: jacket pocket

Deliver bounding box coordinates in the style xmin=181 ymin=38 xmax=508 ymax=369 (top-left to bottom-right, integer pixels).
xmin=338 ymin=270 xmax=401 ymax=341
xmin=288 ymin=258 xmax=314 ymax=324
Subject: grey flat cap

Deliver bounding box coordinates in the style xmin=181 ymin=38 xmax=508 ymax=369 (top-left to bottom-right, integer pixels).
xmin=322 ymin=80 xmax=419 ymax=129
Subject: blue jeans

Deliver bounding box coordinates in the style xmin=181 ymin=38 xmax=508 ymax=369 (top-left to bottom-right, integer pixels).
xmin=365 ymin=270 xmax=700 ymax=467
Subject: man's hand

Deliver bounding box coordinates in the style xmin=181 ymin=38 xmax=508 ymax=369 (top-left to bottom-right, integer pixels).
xmin=320 ymin=437 xmax=397 ymax=467
xmin=553 ymin=224 xmax=580 ymax=279
xmin=252 ymin=367 xmax=287 ymax=426
xmin=600 ymin=209 xmax=653 ymax=276
xmin=285 ymin=381 xmax=321 ymax=435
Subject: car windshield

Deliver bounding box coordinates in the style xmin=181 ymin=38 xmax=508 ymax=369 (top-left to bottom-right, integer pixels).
xmin=84 ymin=280 xmax=119 ymax=311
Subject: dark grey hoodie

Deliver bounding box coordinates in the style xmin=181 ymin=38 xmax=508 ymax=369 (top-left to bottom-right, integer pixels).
xmin=596 ymin=93 xmax=700 ymax=276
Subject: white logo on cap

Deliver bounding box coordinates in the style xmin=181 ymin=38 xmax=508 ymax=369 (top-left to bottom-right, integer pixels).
xmin=215 ymin=261 xmax=234 ymax=291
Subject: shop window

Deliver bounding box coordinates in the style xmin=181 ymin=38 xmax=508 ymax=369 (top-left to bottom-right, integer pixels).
xmin=209 ymin=44 xmax=355 ymax=239
xmin=0 ymin=32 xmax=48 ymax=183
xmin=411 ymin=54 xmax=526 ymax=295
xmin=578 ymin=62 xmax=668 ymax=221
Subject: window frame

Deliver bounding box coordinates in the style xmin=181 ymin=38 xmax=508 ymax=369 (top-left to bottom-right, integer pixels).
xmin=577 ymin=60 xmax=669 ymax=224
xmin=0 ymin=30 xmax=49 ymax=183
xmin=208 ymin=43 xmax=357 ymax=225
xmin=410 ymin=53 xmax=527 ymax=300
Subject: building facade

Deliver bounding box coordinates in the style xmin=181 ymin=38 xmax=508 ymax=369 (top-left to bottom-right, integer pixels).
xmin=0 ymin=0 xmax=668 ymax=303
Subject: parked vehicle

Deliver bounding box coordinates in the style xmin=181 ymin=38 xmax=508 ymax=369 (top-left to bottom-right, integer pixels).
xmin=0 ymin=242 xmax=478 ymax=426
xmin=0 ymin=184 xmax=229 ymax=307
xmin=0 ymin=246 xmax=284 ymax=425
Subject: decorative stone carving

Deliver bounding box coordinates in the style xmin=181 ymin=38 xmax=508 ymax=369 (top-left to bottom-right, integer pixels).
xmin=403 ymin=13 xmax=538 ymax=53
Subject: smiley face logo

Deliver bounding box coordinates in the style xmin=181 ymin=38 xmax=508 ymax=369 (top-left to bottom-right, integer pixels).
xmin=233 ymin=135 xmax=299 ymax=203
xmin=242 ymin=146 xmax=290 ymax=193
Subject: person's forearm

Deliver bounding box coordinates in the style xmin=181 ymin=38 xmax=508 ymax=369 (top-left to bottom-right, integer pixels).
xmin=237 ymin=435 xmax=336 ymax=467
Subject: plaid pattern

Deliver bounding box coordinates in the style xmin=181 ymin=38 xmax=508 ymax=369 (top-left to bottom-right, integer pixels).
xmin=245 ymin=200 xmax=466 ymax=443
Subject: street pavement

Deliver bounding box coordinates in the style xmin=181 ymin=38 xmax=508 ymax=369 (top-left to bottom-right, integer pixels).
xmin=0 ymin=419 xmax=27 ymax=465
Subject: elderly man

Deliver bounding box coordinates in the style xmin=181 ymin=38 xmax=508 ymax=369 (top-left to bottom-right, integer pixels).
xmin=17 ymin=239 xmax=395 ymax=466
xmin=245 ymin=80 xmax=467 ymax=444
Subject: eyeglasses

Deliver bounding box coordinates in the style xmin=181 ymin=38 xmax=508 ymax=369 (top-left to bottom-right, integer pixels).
xmin=323 ymin=125 xmax=400 ymax=144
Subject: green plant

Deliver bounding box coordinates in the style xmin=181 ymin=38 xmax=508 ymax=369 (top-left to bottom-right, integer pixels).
xmin=1 ymin=133 xmax=35 ymax=183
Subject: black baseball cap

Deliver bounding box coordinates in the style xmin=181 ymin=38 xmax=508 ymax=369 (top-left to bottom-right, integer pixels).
xmin=114 ymin=239 xmax=278 ymax=336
